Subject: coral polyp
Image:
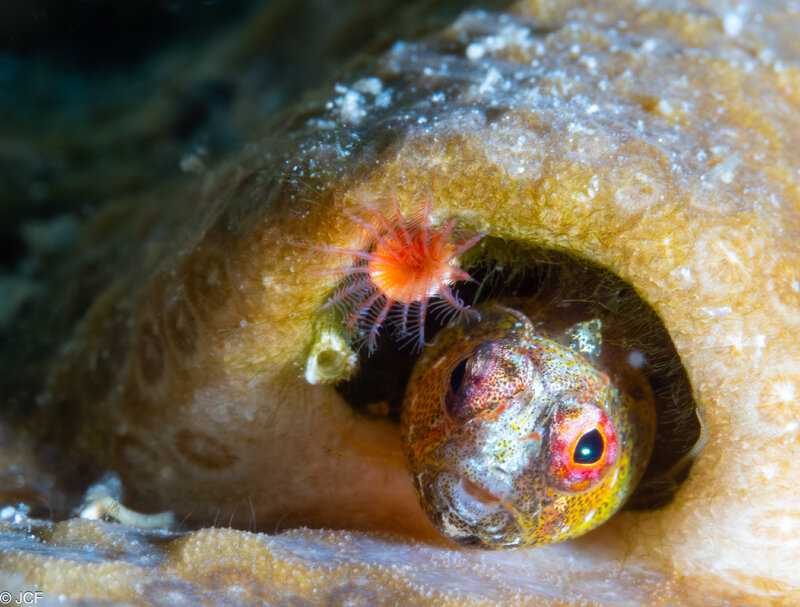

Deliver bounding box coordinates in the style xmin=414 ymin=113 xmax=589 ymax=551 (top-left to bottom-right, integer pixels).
xmin=321 ymin=199 xmax=484 ymax=351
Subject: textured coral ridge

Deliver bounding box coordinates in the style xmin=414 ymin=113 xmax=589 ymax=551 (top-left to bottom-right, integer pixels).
xmin=6 ymin=0 xmax=800 ymax=604
xmin=0 ymin=518 xmax=737 ymax=607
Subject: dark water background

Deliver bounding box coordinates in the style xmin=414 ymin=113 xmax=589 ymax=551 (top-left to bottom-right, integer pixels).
xmin=0 ymin=0 xmax=258 ymax=67
xmin=0 ymin=0 xmax=493 ymax=272
xmin=1 ymin=0 xmax=257 ymax=267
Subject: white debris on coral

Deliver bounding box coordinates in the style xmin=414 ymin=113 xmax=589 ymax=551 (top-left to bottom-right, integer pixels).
xmin=352 ymin=76 xmax=382 ymax=96
xmin=332 ymin=86 xmax=367 ymax=124
xmin=723 ymin=12 xmax=744 ymax=37
xmin=478 ymin=67 xmax=504 ymax=93
xmin=463 ymin=19 xmax=536 ymax=61
xmin=465 ymin=42 xmax=486 ymax=61
xmin=325 ymin=77 xmax=391 ymax=126
xmin=711 ymin=153 xmax=741 ymax=184
xmin=179 ymin=145 xmax=208 ymax=174
xmin=0 ymin=504 xmax=30 ymax=526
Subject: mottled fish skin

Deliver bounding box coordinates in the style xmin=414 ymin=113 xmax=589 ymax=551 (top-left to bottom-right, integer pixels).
xmin=403 ymin=304 xmax=656 ymax=548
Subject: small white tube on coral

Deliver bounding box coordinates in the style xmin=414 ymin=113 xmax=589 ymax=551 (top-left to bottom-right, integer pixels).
xmin=304 ymin=329 xmax=358 ymax=384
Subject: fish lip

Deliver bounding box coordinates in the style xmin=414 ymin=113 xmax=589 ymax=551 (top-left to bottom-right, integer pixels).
xmin=442 ymin=459 xmax=517 ymax=506
xmin=459 ymin=476 xmax=503 ymax=505
xmin=432 ymin=466 xmax=529 ymax=547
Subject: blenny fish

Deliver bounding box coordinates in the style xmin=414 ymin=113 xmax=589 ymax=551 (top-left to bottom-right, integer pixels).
xmin=403 ymin=303 xmax=656 ymax=548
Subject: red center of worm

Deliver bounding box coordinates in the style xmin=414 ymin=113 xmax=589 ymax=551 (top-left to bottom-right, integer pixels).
xmin=367 ymin=231 xmax=458 ymax=303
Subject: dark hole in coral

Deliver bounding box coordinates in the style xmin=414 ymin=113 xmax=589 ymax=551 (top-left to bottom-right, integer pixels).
xmin=335 ymin=237 xmax=702 ymax=509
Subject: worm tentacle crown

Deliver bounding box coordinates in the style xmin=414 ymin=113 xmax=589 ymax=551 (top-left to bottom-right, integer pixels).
xmin=320 ymin=196 xmax=484 ymax=352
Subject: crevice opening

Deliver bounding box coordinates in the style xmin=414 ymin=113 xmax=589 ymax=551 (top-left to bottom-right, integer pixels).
xmin=335 ymin=237 xmax=701 ymax=508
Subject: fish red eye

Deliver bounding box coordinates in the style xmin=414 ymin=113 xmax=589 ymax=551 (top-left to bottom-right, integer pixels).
xmin=547 ymin=403 xmax=618 ymax=493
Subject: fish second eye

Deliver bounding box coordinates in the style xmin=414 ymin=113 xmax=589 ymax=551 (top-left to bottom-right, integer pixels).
xmin=449 ymin=357 xmax=469 ymax=396
xmin=443 ymin=340 xmax=534 ymax=422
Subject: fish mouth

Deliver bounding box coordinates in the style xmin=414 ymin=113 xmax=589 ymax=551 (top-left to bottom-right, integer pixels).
xmin=461 ymin=477 xmax=502 ymax=505
xmin=431 ymin=470 xmax=531 ymax=548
